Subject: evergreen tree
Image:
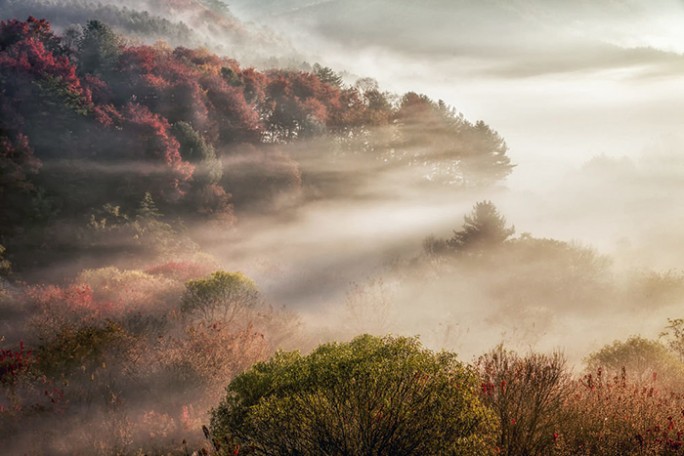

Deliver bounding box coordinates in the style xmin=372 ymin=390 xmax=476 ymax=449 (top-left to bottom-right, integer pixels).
xmin=137 ymin=192 xmax=162 ymax=219
xmin=448 ymin=201 xmax=514 ymax=254
xmin=77 ymin=20 xmax=122 ymax=75
xmin=313 ymin=63 xmax=343 ymax=87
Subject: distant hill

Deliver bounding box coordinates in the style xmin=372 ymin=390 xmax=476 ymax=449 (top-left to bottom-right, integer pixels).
xmin=0 ymin=0 xmax=299 ymax=65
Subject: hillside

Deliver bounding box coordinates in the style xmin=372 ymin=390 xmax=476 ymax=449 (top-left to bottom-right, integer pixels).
xmin=0 ymin=0 xmax=297 ymax=65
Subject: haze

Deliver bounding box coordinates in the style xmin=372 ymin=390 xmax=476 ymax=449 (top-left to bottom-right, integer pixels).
xmin=2 ymin=3 xmax=684 ymax=452
xmin=197 ymin=0 xmax=684 ymax=356
xmin=227 ymin=0 xmax=684 ymax=244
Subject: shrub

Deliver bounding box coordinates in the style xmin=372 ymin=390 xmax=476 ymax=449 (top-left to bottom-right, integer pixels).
xmin=210 ymin=334 xmax=498 ymax=456
xmin=586 ymin=336 xmax=684 ymax=386
xmin=559 ymin=367 xmax=684 ymax=455
xmin=477 ymin=346 xmax=570 ymax=456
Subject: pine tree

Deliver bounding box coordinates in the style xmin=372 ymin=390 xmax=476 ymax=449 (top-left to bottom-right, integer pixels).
xmin=137 ymin=192 xmax=162 ymax=219
xmin=447 ymin=201 xmax=514 ymax=254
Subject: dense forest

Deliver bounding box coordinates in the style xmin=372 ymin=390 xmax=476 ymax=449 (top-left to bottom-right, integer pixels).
xmin=2 ymin=11 xmax=684 ymax=456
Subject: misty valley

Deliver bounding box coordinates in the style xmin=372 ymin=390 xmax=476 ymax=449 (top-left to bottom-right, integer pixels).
xmin=2 ymin=1 xmax=684 ymax=455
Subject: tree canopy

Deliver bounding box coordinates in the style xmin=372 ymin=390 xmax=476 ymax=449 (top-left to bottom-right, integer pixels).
xmin=210 ymin=334 xmax=498 ymax=455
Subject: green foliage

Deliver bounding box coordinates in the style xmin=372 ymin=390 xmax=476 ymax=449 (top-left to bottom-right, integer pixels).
xmin=85 ymin=202 xmax=198 ymax=259
xmin=33 ymin=75 xmax=91 ymax=116
xmin=586 ymin=336 xmax=684 ymax=385
xmin=77 ymin=20 xmax=122 ymax=75
xmin=172 ymin=121 xmax=222 ymax=185
xmin=313 ymin=63 xmax=343 ymax=87
xmin=448 ymin=201 xmax=515 ymax=255
xmin=35 ymin=320 xmax=134 ymax=377
xmin=181 ymin=271 xmax=260 ymax=321
xmin=629 ymin=270 xmax=684 ymax=309
xmin=393 ymin=93 xmax=514 ymax=185
xmin=210 ymin=334 xmax=498 ymax=456
xmin=489 ymin=235 xmax=613 ymax=314
xmin=460 ymin=120 xmax=514 ymax=185
xmin=137 ymin=192 xmax=163 ymax=220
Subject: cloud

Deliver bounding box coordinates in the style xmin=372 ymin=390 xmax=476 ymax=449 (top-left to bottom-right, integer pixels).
xmin=229 ymin=0 xmax=684 ymax=78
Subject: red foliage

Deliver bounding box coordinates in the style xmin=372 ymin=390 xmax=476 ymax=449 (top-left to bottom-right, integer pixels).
xmin=28 ymin=283 xmax=98 ymax=316
xmin=0 ymin=341 xmax=33 ymax=385
xmin=82 ymin=73 xmax=112 ymax=104
xmin=92 ymin=103 xmax=122 ymax=127
xmin=263 ymin=70 xmax=342 ymax=140
xmin=118 ymin=45 xmax=158 ymax=74
xmin=202 ymin=73 xmax=261 ymax=144
xmin=239 ymin=67 xmax=267 ymax=105
xmin=122 ymin=103 xmax=194 ymax=200
xmin=329 ymin=87 xmax=367 ymax=131
xmin=0 ymin=17 xmax=61 ymax=54
xmin=0 ymin=19 xmax=89 ymax=105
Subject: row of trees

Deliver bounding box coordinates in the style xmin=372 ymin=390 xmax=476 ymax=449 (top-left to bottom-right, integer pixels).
xmin=208 ymin=334 xmax=684 ymax=456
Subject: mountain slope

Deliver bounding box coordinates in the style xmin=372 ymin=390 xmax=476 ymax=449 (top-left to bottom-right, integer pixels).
xmin=0 ymin=0 xmax=298 ymax=64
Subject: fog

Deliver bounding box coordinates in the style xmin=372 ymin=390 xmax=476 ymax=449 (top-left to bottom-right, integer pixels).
xmin=187 ymin=0 xmax=682 ymax=356
xmin=3 ymin=3 xmax=684 ymax=453
xmin=2 ymin=0 xmax=682 ymax=369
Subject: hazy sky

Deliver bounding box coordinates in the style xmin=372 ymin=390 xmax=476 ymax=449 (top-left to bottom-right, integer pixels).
xmin=228 ymin=0 xmax=684 ymax=177
xmin=211 ymin=1 xmax=684 ymax=361
xmin=225 ymin=0 xmax=684 ymax=249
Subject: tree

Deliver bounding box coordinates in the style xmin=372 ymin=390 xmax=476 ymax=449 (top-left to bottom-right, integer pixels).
xmin=460 ymin=121 xmax=514 ymax=185
xmin=136 ymin=192 xmax=163 ymax=220
xmin=313 ymin=63 xmax=343 ymax=88
xmin=181 ymin=271 xmax=260 ymax=322
xmin=172 ymin=121 xmax=222 ymax=186
xmin=77 ymin=20 xmax=122 ymax=76
xmin=201 ymin=0 xmax=230 ymax=13
xmin=210 ymin=335 xmax=498 ymax=456
xmin=448 ymin=201 xmax=515 ymax=254
xmin=586 ymin=336 xmax=684 ymax=385
xmin=262 ymin=69 xmax=341 ymax=141
xmin=661 ymin=318 xmax=684 ymax=362
xmin=119 ymin=103 xmax=194 ymax=202
xmin=393 ymin=93 xmax=514 ymax=185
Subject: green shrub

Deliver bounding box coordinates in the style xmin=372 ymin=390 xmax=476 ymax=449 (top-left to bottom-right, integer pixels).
xmin=210 ymin=334 xmax=498 ymax=455
xmin=586 ymin=336 xmax=684 ymax=385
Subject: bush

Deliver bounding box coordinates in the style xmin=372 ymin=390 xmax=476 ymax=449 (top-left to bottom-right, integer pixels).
xmin=559 ymin=367 xmax=684 ymax=455
xmin=586 ymin=336 xmax=684 ymax=386
xmin=477 ymin=346 xmax=570 ymax=456
xmin=210 ymin=334 xmax=498 ymax=455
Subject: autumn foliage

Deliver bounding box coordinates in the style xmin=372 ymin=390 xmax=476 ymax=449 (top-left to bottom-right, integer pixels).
xmin=0 ymin=17 xmax=516 ymax=276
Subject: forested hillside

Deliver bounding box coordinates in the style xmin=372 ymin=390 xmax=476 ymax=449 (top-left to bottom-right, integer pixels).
xmin=0 ymin=0 xmax=293 ymax=63
xmin=0 ymin=17 xmax=512 ymax=274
